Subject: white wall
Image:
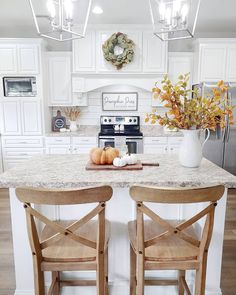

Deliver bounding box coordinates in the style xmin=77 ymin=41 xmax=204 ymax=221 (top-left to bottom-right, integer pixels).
xmin=52 ymin=85 xmax=166 ymax=126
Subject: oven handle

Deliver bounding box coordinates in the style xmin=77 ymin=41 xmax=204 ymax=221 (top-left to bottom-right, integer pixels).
xmin=126 ymin=138 xmax=143 ymax=141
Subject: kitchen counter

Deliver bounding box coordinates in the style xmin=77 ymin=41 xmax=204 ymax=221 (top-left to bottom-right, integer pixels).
xmin=0 ymin=154 xmax=236 ymax=188
xmin=1 ymin=154 xmax=235 ymax=295
xmin=141 ymin=125 xmax=183 ymax=137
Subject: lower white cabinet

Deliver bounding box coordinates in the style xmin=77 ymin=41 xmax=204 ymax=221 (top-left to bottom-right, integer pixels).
xmin=0 ymin=98 xmax=42 ymax=136
xmin=2 ymin=136 xmax=44 ymax=171
xmin=144 ymin=136 xmax=183 ymax=155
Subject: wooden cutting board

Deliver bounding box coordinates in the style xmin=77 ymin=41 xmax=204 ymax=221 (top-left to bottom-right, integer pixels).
xmin=86 ymin=160 xmax=143 ymax=171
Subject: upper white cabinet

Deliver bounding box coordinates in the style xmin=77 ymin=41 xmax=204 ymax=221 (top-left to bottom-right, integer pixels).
xmin=143 ymin=32 xmax=167 ymax=73
xmin=72 ymin=29 xmax=168 ymax=74
xmin=0 ymin=43 xmax=40 ymax=74
xmin=73 ymin=31 xmax=96 ymax=72
xmin=47 ymin=53 xmax=72 ymax=106
xmin=168 ymin=53 xmax=193 ymax=85
xmin=194 ymin=39 xmax=236 ymax=82
xmin=0 ymin=98 xmax=42 ymax=136
xmin=17 ymin=44 xmax=39 ymax=74
xmin=0 ymin=45 xmax=17 ymax=73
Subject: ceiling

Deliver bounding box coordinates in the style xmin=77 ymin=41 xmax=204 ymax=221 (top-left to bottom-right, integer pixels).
xmin=0 ymin=0 xmax=236 ymax=49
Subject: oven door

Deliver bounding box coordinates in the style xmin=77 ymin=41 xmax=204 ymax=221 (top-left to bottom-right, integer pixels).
xmin=3 ymin=77 xmax=37 ymax=97
xmin=99 ymin=137 xmax=115 ymax=148
xmin=126 ymin=137 xmax=143 ymax=154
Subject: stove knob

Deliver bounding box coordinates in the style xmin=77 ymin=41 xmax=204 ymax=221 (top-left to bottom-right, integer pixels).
xmin=134 ymin=118 xmax=137 ymax=123
xmin=108 ymin=119 xmax=112 ymax=122
xmin=129 ymin=119 xmax=132 ymax=123
xmin=104 ymin=119 xmax=107 ymax=122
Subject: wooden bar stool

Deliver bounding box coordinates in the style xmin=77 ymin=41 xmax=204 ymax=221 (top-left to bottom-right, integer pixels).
xmin=16 ymin=185 xmax=113 ymax=295
xmin=128 ymin=185 xmax=225 ymax=295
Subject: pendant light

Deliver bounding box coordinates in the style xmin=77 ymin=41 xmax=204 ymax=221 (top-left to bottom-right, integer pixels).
xmin=149 ymin=0 xmax=201 ymax=41
xmin=28 ymin=0 xmax=92 ymax=41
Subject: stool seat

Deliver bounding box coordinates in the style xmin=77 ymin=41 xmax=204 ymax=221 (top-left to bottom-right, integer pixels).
xmin=128 ymin=220 xmax=199 ymax=262
xmin=41 ymin=220 xmax=111 ymax=263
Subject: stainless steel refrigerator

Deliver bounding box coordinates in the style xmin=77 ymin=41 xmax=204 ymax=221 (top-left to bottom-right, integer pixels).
xmin=192 ymin=82 xmax=236 ymax=176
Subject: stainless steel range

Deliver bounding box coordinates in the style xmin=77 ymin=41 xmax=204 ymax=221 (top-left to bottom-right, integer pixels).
xmin=98 ymin=116 xmax=143 ymax=154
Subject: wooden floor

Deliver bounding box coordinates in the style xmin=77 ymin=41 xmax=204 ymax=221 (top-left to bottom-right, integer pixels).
xmin=0 ymin=188 xmax=236 ymax=295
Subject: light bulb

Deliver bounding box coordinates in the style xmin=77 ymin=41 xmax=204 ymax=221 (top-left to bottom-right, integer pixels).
xmin=173 ymin=0 xmax=181 ymax=17
xmin=159 ymin=1 xmax=166 ymax=21
xmin=181 ymin=4 xmax=189 ymax=23
xmin=64 ymin=0 xmax=73 ymax=19
xmin=165 ymin=7 xmax=171 ymax=25
xmin=47 ymin=0 xmax=56 ymax=18
xmin=92 ymin=6 xmax=103 ymax=14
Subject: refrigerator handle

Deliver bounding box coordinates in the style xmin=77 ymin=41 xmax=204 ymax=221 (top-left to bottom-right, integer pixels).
xmin=226 ymin=91 xmax=232 ymax=142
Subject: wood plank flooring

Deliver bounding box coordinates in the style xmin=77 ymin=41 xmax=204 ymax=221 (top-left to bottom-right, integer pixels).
xmin=0 ymin=188 xmax=235 ymax=294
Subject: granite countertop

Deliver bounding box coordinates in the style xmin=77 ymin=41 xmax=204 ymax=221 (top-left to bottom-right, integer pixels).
xmin=45 ymin=125 xmax=182 ymax=137
xmin=0 ymin=154 xmax=236 ymax=189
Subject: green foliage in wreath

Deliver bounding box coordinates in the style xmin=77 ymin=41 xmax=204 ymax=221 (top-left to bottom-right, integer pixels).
xmin=102 ymin=32 xmax=135 ymax=70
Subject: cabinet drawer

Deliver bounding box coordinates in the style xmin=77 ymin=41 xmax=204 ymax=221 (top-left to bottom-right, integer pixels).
xmin=72 ymin=137 xmax=97 ymax=145
xmin=144 ymin=145 xmax=168 ymax=154
xmin=144 ymin=137 xmax=168 ymax=145
xmin=2 ymin=136 xmax=43 ymax=148
xmin=168 ymin=137 xmax=183 ymax=144
xmin=3 ymin=148 xmax=44 ymax=159
xmin=45 ymin=137 xmax=71 ymax=146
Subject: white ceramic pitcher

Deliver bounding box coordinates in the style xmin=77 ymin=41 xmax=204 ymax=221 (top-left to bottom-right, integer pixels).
xmin=179 ymin=129 xmax=210 ymax=168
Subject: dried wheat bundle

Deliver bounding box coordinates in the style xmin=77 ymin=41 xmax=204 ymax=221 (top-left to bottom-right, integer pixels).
xmin=63 ymin=107 xmax=81 ymax=121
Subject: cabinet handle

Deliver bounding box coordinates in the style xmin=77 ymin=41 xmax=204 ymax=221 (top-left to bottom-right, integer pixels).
xmin=19 ymin=141 xmax=28 ymax=144
xmin=19 ymin=153 xmax=29 ymax=156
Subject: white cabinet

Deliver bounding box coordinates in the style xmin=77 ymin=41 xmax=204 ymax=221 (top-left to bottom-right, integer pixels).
xmin=0 ymin=43 xmax=40 ymax=74
xmin=48 ymin=53 xmax=72 ymax=106
xmin=46 ymin=146 xmax=71 ymax=154
xmin=17 ymin=44 xmax=39 ymax=74
xmin=144 ymin=136 xmax=183 ymax=155
xmin=168 ymin=53 xmax=193 ymax=85
xmin=21 ymin=99 xmax=42 ymax=135
xmin=143 ymin=32 xmax=167 ymax=73
xmin=73 ymin=31 xmax=96 ymax=72
xmin=97 ymin=31 xmax=142 ymax=73
xmin=0 ymin=100 xmax=22 ymax=135
xmin=226 ymin=45 xmax=236 ymax=82
xmin=0 ymin=99 xmax=42 ymax=136
xmin=0 ymin=45 xmax=17 ymax=73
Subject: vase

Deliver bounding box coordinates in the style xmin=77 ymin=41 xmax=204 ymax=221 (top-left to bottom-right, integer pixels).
xmin=179 ymin=129 xmax=210 ymax=168
xmin=69 ymin=121 xmax=78 ymax=132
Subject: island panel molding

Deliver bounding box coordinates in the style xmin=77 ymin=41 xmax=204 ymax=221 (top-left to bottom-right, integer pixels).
xmin=102 ymin=92 xmax=138 ymax=111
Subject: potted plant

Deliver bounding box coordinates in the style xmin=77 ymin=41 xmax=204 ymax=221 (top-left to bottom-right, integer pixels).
xmin=63 ymin=107 xmax=81 ymax=132
xmin=145 ymin=74 xmax=234 ymax=168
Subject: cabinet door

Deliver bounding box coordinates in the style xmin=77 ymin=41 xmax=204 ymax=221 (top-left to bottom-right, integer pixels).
xmin=97 ymin=31 xmax=142 ymax=73
xmin=143 ymin=32 xmax=167 ymax=73
xmin=168 ymin=53 xmax=193 ymax=85
xmin=226 ymin=45 xmax=236 ymax=82
xmin=199 ymin=45 xmax=227 ymax=81
xmin=0 ymin=45 xmax=17 ymax=73
xmin=17 ymin=45 xmax=39 ymax=74
xmin=21 ymin=99 xmax=42 ymax=135
xmin=48 ymin=55 xmax=72 ymax=105
xmin=72 ymin=145 xmax=94 ymax=154
xmin=46 ymin=146 xmax=71 ymax=154
xmin=0 ymin=100 xmax=22 ymax=135
xmin=72 ymin=31 xmax=96 ymax=72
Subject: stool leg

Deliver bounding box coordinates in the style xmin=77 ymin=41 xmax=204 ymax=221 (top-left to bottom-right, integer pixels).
xmin=33 ymin=258 xmax=45 ymax=295
xmin=52 ymin=271 xmax=60 ymax=295
xmin=105 ymin=248 xmax=109 ymax=295
xmin=130 ymin=245 xmax=136 ymax=295
xmin=97 ymin=251 xmax=105 ymax=295
xmin=178 ymin=270 xmax=185 ymax=295
xmin=136 ymin=251 xmax=144 ymax=295
xmin=195 ymin=253 xmax=207 ymax=295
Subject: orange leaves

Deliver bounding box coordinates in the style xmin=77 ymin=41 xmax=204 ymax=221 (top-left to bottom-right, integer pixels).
xmin=145 ymin=74 xmax=234 ymax=130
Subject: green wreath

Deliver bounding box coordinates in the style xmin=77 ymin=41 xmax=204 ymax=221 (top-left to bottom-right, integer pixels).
xmin=102 ymin=32 xmax=135 ymax=70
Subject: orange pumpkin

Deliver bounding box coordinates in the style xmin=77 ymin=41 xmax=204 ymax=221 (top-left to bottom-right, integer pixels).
xmin=90 ymin=146 xmax=120 ymax=165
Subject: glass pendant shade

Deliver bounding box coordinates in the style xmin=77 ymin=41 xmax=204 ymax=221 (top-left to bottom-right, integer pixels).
xmin=28 ymin=0 xmax=92 ymax=41
xmin=149 ymin=0 xmax=201 ymax=41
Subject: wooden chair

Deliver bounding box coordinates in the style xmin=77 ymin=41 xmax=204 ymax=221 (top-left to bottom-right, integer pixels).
xmin=16 ymin=185 xmax=113 ymax=295
xmin=128 ymin=185 xmax=225 ymax=295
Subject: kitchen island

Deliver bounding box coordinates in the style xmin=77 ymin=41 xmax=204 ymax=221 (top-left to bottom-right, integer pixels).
xmin=1 ymin=154 xmax=236 ymax=295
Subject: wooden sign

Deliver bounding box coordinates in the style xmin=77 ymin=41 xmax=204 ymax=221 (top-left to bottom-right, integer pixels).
xmin=102 ymin=92 xmax=138 ymax=111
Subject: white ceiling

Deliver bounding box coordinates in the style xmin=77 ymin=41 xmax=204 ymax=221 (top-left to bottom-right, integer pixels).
xmin=0 ymin=0 xmax=236 ymax=50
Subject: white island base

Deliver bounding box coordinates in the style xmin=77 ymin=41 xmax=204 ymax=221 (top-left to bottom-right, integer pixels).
xmin=10 ymin=187 xmax=227 ymax=295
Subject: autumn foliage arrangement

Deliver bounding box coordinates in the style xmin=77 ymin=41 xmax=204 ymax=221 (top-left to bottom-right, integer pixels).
xmin=145 ymin=74 xmax=234 ymax=130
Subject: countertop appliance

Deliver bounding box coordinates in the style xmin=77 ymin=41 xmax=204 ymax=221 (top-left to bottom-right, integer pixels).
xmin=98 ymin=116 xmax=143 ymax=154
xmin=193 ymin=82 xmax=236 ymax=175
xmin=3 ymin=76 xmax=37 ymax=97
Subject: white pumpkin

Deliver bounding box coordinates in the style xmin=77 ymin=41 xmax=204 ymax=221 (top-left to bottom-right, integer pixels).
xmin=123 ymin=153 xmax=138 ymax=165
xmin=113 ymin=157 xmax=127 ymax=167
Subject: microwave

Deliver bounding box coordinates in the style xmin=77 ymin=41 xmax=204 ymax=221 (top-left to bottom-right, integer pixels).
xmin=3 ymin=77 xmax=37 ymax=97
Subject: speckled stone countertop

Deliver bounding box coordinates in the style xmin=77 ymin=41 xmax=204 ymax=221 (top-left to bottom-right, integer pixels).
xmin=0 ymin=154 xmax=236 ymax=189
xmin=45 ymin=125 xmax=182 ymax=137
